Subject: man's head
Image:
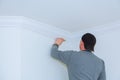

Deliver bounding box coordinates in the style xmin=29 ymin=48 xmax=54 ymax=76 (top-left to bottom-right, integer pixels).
xmin=80 ymin=33 xmax=96 ymax=52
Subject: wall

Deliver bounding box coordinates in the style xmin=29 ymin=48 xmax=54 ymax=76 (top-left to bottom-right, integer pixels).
xmin=95 ymin=30 xmax=120 ymax=80
xmin=0 ymin=27 xmax=21 ymax=80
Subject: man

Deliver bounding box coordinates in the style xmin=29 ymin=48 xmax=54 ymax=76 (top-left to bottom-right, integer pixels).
xmin=51 ymin=33 xmax=106 ymax=80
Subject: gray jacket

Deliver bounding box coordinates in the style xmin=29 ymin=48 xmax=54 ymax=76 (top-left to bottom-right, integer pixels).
xmin=51 ymin=44 xmax=106 ymax=80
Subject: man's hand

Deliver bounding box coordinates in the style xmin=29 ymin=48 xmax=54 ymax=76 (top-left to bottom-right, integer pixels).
xmin=54 ymin=38 xmax=65 ymax=46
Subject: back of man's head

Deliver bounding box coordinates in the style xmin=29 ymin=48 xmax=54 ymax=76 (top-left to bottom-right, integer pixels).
xmin=82 ymin=33 xmax=96 ymax=52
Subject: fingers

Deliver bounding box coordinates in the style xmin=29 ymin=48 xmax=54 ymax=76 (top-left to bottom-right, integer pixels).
xmin=56 ymin=38 xmax=65 ymax=41
xmin=54 ymin=38 xmax=65 ymax=45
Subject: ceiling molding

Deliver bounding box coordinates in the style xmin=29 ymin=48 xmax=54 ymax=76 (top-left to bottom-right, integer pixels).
xmin=0 ymin=16 xmax=120 ymax=39
xmin=71 ymin=20 xmax=120 ymax=38
xmin=0 ymin=16 xmax=71 ymax=39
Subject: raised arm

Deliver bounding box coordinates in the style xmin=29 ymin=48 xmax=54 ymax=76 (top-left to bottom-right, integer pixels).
xmin=51 ymin=38 xmax=73 ymax=64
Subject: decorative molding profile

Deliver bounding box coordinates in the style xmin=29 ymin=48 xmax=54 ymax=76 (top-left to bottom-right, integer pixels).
xmin=0 ymin=16 xmax=120 ymax=38
xmin=71 ymin=20 xmax=120 ymax=38
xmin=0 ymin=16 xmax=71 ymax=39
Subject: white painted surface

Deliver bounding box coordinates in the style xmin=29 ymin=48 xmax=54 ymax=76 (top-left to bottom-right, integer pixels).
xmin=0 ymin=0 xmax=120 ymax=32
xmin=95 ymin=30 xmax=120 ymax=80
xmin=0 ymin=27 xmax=21 ymax=80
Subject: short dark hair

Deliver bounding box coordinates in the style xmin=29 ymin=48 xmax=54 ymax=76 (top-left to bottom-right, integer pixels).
xmin=82 ymin=33 xmax=96 ymax=51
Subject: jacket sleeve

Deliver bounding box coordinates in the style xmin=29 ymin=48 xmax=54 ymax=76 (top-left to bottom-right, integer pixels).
xmin=51 ymin=44 xmax=74 ymax=64
xmin=98 ymin=61 xmax=106 ymax=80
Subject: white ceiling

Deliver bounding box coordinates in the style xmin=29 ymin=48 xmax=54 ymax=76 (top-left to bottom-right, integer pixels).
xmin=0 ymin=0 xmax=120 ymax=32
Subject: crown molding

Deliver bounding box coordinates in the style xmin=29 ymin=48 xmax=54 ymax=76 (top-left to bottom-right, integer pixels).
xmin=71 ymin=20 xmax=120 ymax=38
xmin=0 ymin=16 xmax=120 ymax=39
xmin=0 ymin=16 xmax=71 ymax=39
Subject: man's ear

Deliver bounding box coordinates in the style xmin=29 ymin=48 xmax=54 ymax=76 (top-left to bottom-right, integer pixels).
xmin=81 ymin=41 xmax=84 ymax=48
xmin=80 ymin=41 xmax=85 ymax=50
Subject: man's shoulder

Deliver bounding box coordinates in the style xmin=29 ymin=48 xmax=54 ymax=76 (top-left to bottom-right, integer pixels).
xmin=92 ymin=54 xmax=104 ymax=61
xmin=79 ymin=51 xmax=104 ymax=62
